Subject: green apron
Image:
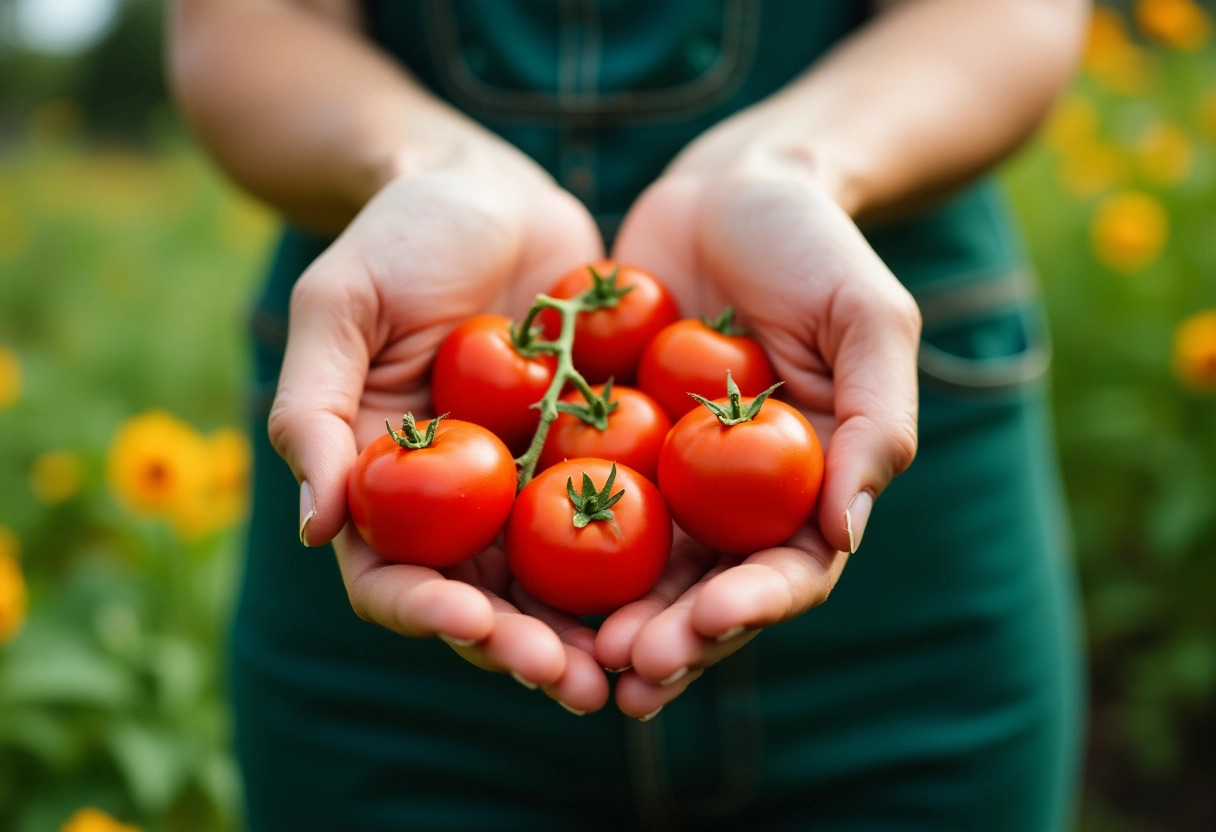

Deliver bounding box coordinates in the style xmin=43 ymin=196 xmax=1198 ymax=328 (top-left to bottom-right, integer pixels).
xmin=233 ymin=3 xmax=1083 ymax=829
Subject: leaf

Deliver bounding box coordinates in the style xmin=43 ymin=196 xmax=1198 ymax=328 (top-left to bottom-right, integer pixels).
xmin=104 ymin=721 xmax=192 ymax=815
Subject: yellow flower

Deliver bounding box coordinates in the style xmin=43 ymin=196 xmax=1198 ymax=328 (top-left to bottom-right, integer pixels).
xmin=0 ymin=346 xmax=21 ymax=410
xmin=60 ymin=807 xmax=141 ymax=832
xmin=1173 ymin=310 xmax=1216 ymax=392
xmin=1134 ymin=0 xmax=1211 ymax=50
xmin=1136 ymin=121 xmax=1194 ymax=186
xmin=1043 ymin=95 xmax=1100 ymax=154
xmin=1058 ymin=141 xmax=1131 ymax=197
xmin=0 ymin=527 xmax=27 ymax=644
xmin=1084 ymin=8 xmax=1155 ymax=94
xmin=1090 ymin=191 xmax=1169 ymax=272
xmin=107 ymin=410 xmax=210 ymax=523
xmin=171 ymin=428 xmax=252 ymax=540
xmin=31 ymin=450 xmax=84 ymax=505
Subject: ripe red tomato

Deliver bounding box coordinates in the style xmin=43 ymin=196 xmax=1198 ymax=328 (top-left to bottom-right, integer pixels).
xmin=537 ymin=384 xmax=671 ymax=483
xmin=431 ymin=314 xmax=556 ymax=455
xmin=637 ymin=309 xmax=777 ymax=422
xmin=539 ymin=261 xmax=679 ymax=385
xmin=348 ymin=414 xmax=517 ymax=568
xmin=658 ymin=380 xmax=823 ymax=555
xmin=506 ymin=459 xmax=672 ymax=615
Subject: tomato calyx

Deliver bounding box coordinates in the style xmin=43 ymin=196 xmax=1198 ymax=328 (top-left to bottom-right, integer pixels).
xmin=580 ymin=264 xmax=635 ymax=311
xmin=567 ymin=463 xmax=625 ymax=530
xmin=506 ymin=318 xmax=552 ymax=358
xmin=701 ymin=305 xmax=749 ymax=337
xmin=689 ymin=371 xmax=785 ymax=427
xmin=555 ymin=378 xmax=621 ymax=431
xmin=385 ymin=411 xmax=446 ymax=450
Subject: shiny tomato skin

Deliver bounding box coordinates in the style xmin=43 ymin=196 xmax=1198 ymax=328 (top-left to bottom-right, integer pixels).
xmin=506 ymin=458 xmax=672 ymax=616
xmin=658 ymin=398 xmax=823 ymax=555
xmin=347 ymin=418 xmax=517 ymax=568
xmin=637 ymin=319 xmax=777 ymax=422
xmin=431 ymin=314 xmax=556 ymax=455
xmin=540 ymin=261 xmax=680 ymax=385
xmin=537 ymin=385 xmax=672 ymax=484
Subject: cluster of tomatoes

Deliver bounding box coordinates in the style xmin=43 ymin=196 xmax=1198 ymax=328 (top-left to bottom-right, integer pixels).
xmin=346 ymin=262 xmax=824 ymax=616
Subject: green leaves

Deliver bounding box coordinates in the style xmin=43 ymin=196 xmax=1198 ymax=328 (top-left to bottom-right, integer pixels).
xmin=566 ymin=464 xmax=625 ymax=529
xmin=689 ymin=371 xmax=784 ymax=426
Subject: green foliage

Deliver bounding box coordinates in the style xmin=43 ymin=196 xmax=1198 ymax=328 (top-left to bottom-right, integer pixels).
xmin=0 ymin=136 xmax=269 ymax=831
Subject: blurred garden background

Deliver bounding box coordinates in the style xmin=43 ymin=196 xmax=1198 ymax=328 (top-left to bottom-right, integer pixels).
xmin=1 ymin=1 xmax=1214 ymax=830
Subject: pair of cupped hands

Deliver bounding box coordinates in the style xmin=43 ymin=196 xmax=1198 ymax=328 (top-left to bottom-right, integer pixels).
xmin=268 ymin=130 xmax=922 ymax=719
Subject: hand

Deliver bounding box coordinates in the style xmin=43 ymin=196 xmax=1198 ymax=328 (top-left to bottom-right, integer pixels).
xmin=599 ymin=135 xmax=921 ymax=717
xmin=268 ymin=160 xmax=613 ymax=714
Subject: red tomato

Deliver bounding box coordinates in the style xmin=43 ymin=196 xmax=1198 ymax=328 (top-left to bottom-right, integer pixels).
xmin=637 ymin=310 xmax=777 ymax=422
xmin=431 ymin=314 xmax=556 ymax=455
xmin=506 ymin=459 xmax=672 ymax=616
xmin=348 ymin=414 xmax=517 ymax=568
xmin=658 ymin=382 xmax=823 ymax=555
xmin=539 ymin=261 xmax=679 ymax=385
xmin=537 ymin=384 xmax=671 ymax=483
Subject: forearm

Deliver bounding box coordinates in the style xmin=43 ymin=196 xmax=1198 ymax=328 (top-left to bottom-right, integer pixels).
xmin=167 ymin=0 xmax=547 ymax=233
xmin=674 ymin=0 xmax=1089 ymax=223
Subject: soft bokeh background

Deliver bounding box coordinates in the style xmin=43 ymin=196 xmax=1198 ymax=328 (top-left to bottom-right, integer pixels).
xmin=1 ymin=1 xmax=1214 ymax=830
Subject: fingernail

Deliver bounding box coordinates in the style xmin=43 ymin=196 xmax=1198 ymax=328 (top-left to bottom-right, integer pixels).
xmin=439 ymin=634 xmax=477 ymax=648
xmin=604 ymin=665 xmax=632 ymax=674
xmin=511 ymin=672 xmax=538 ymax=691
xmin=559 ymin=702 xmax=587 ymax=717
xmin=845 ymin=491 xmax=874 ymax=554
xmin=659 ymin=667 xmax=688 ymax=687
xmin=299 ymin=480 xmax=316 ymax=547
xmin=638 ymin=707 xmax=663 ymax=722
xmin=716 ymin=626 xmax=746 ymax=643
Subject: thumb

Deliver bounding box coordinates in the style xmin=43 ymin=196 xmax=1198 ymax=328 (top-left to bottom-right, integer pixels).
xmin=267 ymin=264 xmax=374 ymax=547
xmin=818 ymin=277 xmax=922 ymax=554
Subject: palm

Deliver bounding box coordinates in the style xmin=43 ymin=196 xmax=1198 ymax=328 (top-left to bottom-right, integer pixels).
xmin=283 ymin=174 xmax=613 ymax=712
xmin=599 ymin=173 xmax=892 ymax=715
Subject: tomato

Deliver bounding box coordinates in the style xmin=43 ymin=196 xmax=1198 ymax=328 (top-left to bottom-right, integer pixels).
xmin=431 ymin=314 xmax=556 ymax=455
xmin=658 ymin=377 xmax=823 ymax=555
xmin=539 ymin=261 xmax=679 ymax=385
xmin=506 ymin=459 xmax=672 ymax=615
xmin=637 ymin=308 xmax=777 ymax=422
xmin=347 ymin=414 xmax=517 ymax=568
xmin=537 ymin=383 xmax=672 ymax=483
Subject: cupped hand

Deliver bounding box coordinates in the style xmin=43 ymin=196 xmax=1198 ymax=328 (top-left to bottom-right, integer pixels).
xmin=267 ymin=163 xmax=612 ymax=714
xmin=600 ymin=142 xmax=922 ymax=717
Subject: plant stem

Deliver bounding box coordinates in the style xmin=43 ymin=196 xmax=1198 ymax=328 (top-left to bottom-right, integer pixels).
xmin=513 ymin=293 xmax=598 ymax=490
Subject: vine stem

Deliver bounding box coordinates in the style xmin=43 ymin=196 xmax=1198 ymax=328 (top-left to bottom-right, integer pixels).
xmin=512 ymin=293 xmax=599 ymax=491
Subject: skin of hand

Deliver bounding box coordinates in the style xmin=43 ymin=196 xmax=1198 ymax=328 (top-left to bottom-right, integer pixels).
xmin=267 ymin=158 xmax=617 ymax=715
xmin=598 ymin=134 xmax=922 ymax=719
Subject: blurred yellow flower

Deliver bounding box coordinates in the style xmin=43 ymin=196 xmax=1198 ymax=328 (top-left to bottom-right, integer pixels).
xmin=172 ymin=428 xmax=252 ymax=540
xmin=31 ymin=450 xmax=84 ymax=505
xmin=60 ymin=808 xmax=141 ymax=832
xmin=107 ymin=410 xmax=210 ymax=523
xmin=1084 ymin=8 xmax=1155 ymax=94
xmin=0 ymin=347 xmax=21 ymax=410
xmin=1134 ymin=0 xmax=1211 ymax=50
xmin=1090 ymin=191 xmax=1169 ymax=272
xmin=1059 ymin=141 xmax=1131 ymax=197
xmin=0 ymin=527 xmax=27 ymax=644
xmin=1043 ymin=95 xmax=1100 ymax=154
xmin=1173 ymin=310 xmax=1216 ymax=392
xmin=1136 ymin=122 xmax=1194 ymax=186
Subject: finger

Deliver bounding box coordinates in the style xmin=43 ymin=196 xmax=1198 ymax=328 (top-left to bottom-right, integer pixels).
xmin=614 ymin=667 xmax=705 ymax=721
xmin=688 ymin=528 xmax=849 ymax=639
xmin=541 ymin=644 xmax=612 ymax=715
xmin=627 ymin=594 xmax=756 ymax=688
xmin=817 ymin=275 xmax=921 ymax=553
xmin=268 ymin=259 xmax=376 ymax=547
xmin=336 ymin=528 xmax=496 ymax=644
xmin=593 ymin=538 xmax=716 ymax=672
xmin=460 ymin=612 xmax=568 ymax=688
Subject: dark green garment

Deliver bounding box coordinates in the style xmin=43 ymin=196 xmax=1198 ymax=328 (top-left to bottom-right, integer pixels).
xmin=233 ymin=3 xmax=1083 ymax=830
